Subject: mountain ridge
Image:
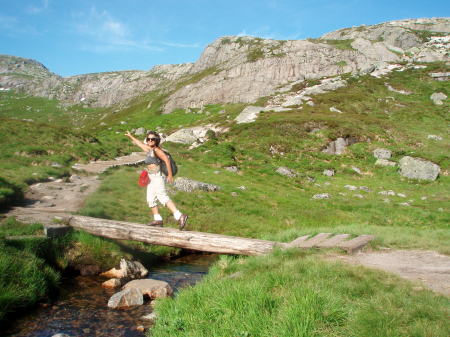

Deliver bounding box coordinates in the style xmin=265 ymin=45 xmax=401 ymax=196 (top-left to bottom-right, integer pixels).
xmin=0 ymin=17 xmax=448 ymax=111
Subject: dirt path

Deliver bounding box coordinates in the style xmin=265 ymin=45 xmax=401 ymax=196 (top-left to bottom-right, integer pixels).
xmin=333 ymin=249 xmax=450 ymax=296
xmin=2 ymin=152 xmax=146 ymax=224
xmin=2 ymin=151 xmax=449 ymax=297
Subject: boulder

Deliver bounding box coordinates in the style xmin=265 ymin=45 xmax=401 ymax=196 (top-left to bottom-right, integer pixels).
xmin=100 ymin=259 xmax=148 ymax=279
xmin=107 ymin=288 xmax=144 ymax=308
xmin=102 ymin=278 xmax=122 ymax=289
xmin=373 ymin=148 xmax=392 ymax=159
xmin=427 ymin=135 xmax=443 ymax=141
xmin=430 ymin=92 xmax=447 ymax=105
xmin=322 ymin=137 xmax=357 ymax=155
xmin=276 ymin=167 xmax=298 ymax=178
xmin=323 ymin=169 xmax=335 ymax=177
xmin=312 ymin=193 xmax=331 ymax=199
xmin=123 ymin=279 xmax=173 ymax=299
xmin=164 ymin=128 xmax=198 ymax=144
xmin=134 ymin=127 xmax=146 ymax=136
xmin=399 ymin=156 xmax=440 ymax=181
xmin=235 ymin=106 xmax=264 ymax=124
xmin=224 ymin=166 xmax=239 ymax=173
xmin=173 ymin=177 xmax=221 ymax=192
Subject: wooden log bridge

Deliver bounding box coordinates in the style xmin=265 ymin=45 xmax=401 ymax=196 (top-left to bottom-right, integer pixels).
xmin=66 ymin=215 xmax=374 ymax=256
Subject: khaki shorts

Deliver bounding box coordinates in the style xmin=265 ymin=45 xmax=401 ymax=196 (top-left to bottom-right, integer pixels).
xmin=146 ymin=173 xmax=171 ymax=207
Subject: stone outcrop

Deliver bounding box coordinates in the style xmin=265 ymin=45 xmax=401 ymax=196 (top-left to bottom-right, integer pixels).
xmin=373 ymin=148 xmax=392 ymax=159
xmin=172 ymin=177 xmax=221 ymax=192
xmin=100 ymin=258 xmax=148 ymax=279
xmin=1 ymin=18 xmax=448 ymax=112
xmin=165 ymin=124 xmax=227 ymax=145
xmin=430 ymin=92 xmax=447 ymax=105
xmin=323 ymin=137 xmax=358 ymax=155
xmin=107 ymin=288 xmax=144 ymax=308
xmin=123 ymin=279 xmax=173 ymax=299
xmin=399 ymin=156 xmax=440 ymax=181
xmin=276 ymin=167 xmax=298 ymax=178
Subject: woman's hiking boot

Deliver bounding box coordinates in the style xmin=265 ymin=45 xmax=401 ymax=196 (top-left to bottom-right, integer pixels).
xmin=148 ymin=220 xmax=163 ymax=227
xmin=178 ymin=214 xmax=188 ymax=230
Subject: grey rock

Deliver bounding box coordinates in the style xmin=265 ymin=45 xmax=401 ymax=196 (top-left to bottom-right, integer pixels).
xmin=224 ymin=166 xmax=239 ymax=173
xmin=399 ymin=202 xmax=411 ymax=207
xmin=344 ymin=185 xmax=358 ymax=191
xmin=238 ymin=186 xmax=246 ymax=190
xmin=312 ymin=193 xmax=331 ymax=199
xmin=134 ymin=127 xmax=146 ymax=136
xmin=427 ymin=134 xmax=443 ymax=141
xmin=102 ymin=278 xmax=122 ymax=289
xmin=276 ymin=166 xmax=298 ymax=178
xmin=373 ymin=148 xmax=392 ymax=159
xmin=375 ymin=159 xmax=396 ymax=167
xmin=397 ymin=193 xmax=406 ymax=198
xmin=359 ymin=186 xmax=371 ymax=192
xmin=323 ymin=137 xmax=357 ymax=155
xmin=51 ymin=162 xmax=63 ymax=168
xmin=100 ymin=258 xmax=148 ymax=279
xmin=379 ymin=190 xmax=396 ymax=196
xmin=351 ymin=166 xmax=362 ymax=175
xmin=173 ymin=177 xmax=221 ymax=192
xmin=123 ymin=279 xmax=173 ymax=299
xmin=52 ymin=334 xmax=72 ymax=337
xmin=323 ymin=169 xmax=335 ymax=177
xmin=107 ymin=288 xmax=144 ymax=308
xmin=430 ymin=92 xmax=447 ymax=105
xmin=354 ymin=194 xmax=364 ymax=199
xmin=235 ymin=106 xmax=265 ymax=124
xmin=231 ymin=192 xmax=238 ymax=197
xmin=165 ymin=128 xmax=197 ymax=144
xmin=306 ymin=100 xmax=315 ymax=106
xmin=399 ymin=156 xmax=440 ymax=181
xmin=329 ymin=106 xmax=343 ymax=113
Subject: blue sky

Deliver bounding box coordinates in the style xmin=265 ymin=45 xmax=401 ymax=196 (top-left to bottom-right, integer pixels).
xmin=1 ymin=1 xmax=449 ymax=77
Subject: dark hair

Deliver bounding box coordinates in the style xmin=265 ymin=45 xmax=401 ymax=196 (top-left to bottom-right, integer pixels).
xmin=147 ymin=131 xmax=161 ymax=146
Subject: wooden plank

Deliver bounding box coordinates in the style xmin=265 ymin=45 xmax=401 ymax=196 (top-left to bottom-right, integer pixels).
xmin=67 ymin=215 xmax=280 ymax=256
xmin=317 ymin=234 xmax=351 ymax=248
xmin=297 ymin=233 xmax=332 ymax=248
xmin=338 ymin=235 xmax=375 ymax=254
xmin=286 ymin=235 xmax=310 ymax=248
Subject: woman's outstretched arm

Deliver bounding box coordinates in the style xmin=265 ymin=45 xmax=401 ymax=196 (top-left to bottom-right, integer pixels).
xmin=125 ymin=131 xmax=151 ymax=152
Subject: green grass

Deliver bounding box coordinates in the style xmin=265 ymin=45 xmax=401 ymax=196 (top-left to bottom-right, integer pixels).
xmin=0 ymin=216 xmax=137 ymax=322
xmin=79 ymin=64 xmax=449 ymax=254
xmin=151 ymin=250 xmax=450 ymax=337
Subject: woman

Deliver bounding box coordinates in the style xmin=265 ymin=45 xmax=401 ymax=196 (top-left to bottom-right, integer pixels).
xmin=125 ymin=130 xmax=188 ymax=229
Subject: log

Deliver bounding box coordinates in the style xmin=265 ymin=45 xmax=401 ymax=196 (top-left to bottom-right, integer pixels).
xmin=67 ymin=215 xmax=285 ymax=256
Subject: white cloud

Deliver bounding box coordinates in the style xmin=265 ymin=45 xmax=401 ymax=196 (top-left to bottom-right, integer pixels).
xmin=26 ymin=0 xmax=50 ymax=14
xmin=160 ymin=41 xmax=200 ymax=48
xmin=73 ymin=7 xmax=165 ymax=53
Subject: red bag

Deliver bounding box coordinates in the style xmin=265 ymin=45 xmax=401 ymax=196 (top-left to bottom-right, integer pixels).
xmin=138 ymin=170 xmax=150 ymax=187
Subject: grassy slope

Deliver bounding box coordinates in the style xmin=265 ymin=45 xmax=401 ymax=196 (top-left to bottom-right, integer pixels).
xmin=75 ymin=63 xmax=450 ymax=336
xmin=152 ymin=251 xmax=449 ymax=337
xmin=80 ymin=63 xmax=449 ymax=253
xmin=1 ymin=62 xmax=449 ymax=334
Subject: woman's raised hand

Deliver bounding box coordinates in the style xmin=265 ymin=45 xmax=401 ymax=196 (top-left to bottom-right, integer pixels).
xmin=125 ymin=130 xmax=132 ymax=138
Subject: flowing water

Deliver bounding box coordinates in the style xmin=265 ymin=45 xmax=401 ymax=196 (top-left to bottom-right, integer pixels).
xmin=3 ymin=253 xmax=217 ymax=337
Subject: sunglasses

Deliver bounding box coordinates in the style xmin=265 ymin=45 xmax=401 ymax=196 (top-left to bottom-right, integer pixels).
xmin=147 ymin=137 xmax=158 ymax=142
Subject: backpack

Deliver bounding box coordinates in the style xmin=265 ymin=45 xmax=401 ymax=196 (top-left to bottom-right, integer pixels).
xmin=160 ymin=150 xmax=178 ymax=177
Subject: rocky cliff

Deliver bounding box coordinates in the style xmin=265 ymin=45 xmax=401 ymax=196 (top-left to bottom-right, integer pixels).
xmin=0 ymin=18 xmax=448 ymax=111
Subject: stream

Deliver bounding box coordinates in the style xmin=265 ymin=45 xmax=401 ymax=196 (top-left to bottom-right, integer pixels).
xmin=3 ymin=253 xmax=218 ymax=337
